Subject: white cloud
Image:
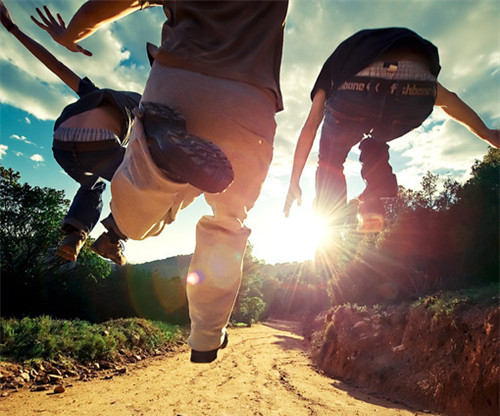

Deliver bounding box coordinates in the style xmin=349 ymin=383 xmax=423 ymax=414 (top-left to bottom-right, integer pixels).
xmin=0 ymin=144 xmax=7 ymax=159
xmin=25 ymin=116 xmax=31 ymax=124
xmin=30 ymin=154 xmax=44 ymax=162
xmin=10 ymin=134 xmax=35 ymax=145
xmin=0 ymin=1 xmax=162 ymax=121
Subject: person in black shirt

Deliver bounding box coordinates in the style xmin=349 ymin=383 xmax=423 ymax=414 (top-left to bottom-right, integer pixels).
xmin=284 ymin=28 xmax=499 ymax=248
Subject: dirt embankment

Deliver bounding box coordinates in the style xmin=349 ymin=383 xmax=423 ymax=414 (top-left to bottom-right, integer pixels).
xmin=1 ymin=320 xmax=439 ymax=416
xmin=308 ymin=299 xmax=499 ymax=416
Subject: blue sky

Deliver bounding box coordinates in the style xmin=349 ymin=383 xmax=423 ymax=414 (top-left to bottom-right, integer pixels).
xmin=1 ymin=0 xmax=499 ymax=265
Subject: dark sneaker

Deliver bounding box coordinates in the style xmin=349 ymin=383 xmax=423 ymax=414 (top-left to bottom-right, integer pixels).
xmin=141 ymin=101 xmax=234 ymax=194
xmin=356 ymin=212 xmax=384 ymax=233
xmin=56 ymin=230 xmax=87 ymax=262
xmin=357 ymin=198 xmax=385 ymax=233
xmin=190 ymin=332 xmax=228 ymax=363
xmin=90 ymin=232 xmax=127 ymax=266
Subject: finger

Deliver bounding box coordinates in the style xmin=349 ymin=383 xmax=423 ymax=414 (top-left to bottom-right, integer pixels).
xmin=43 ymin=5 xmax=58 ymax=25
xmin=297 ymin=194 xmax=302 ymax=206
xmin=284 ymin=194 xmax=295 ymax=217
xmin=30 ymin=15 xmax=47 ymax=30
xmin=56 ymin=13 xmax=66 ymax=29
xmin=35 ymin=7 xmax=51 ymax=26
xmin=77 ymin=44 xmax=93 ymax=56
xmin=283 ymin=204 xmax=290 ymax=218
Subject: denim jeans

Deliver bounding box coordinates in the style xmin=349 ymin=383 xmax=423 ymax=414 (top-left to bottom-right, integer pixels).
xmin=315 ymin=80 xmax=435 ymax=221
xmin=52 ymin=141 xmax=125 ymax=234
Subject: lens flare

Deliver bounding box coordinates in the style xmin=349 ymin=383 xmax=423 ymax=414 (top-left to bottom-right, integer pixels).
xmin=186 ymin=270 xmax=204 ymax=286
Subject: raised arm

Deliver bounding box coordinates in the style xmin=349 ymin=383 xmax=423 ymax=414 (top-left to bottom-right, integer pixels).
xmin=31 ymin=0 xmax=143 ymax=56
xmin=284 ymin=89 xmax=327 ymax=217
xmin=0 ymin=0 xmax=81 ymax=93
xmin=435 ymin=82 xmax=499 ymax=148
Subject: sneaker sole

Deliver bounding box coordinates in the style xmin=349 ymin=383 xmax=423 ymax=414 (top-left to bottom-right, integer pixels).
xmin=148 ymin=131 xmax=234 ymax=194
xmin=190 ymin=333 xmax=228 ymax=363
xmin=356 ymin=219 xmax=384 ymax=233
xmin=141 ymin=101 xmax=234 ymax=193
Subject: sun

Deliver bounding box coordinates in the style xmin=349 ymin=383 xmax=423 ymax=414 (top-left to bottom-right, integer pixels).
xmin=255 ymin=206 xmax=331 ymax=264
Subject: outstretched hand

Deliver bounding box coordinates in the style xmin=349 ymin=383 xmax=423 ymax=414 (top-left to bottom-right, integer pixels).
xmin=0 ymin=0 xmax=16 ymax=31
xmin=31 ymin=6 xmax=92 ymax=56
xmin=284 ymin=182 xmax=302 ymax=218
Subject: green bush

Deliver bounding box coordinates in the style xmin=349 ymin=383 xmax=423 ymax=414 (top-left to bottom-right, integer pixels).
xmin=232 ymin=297 xmax=266 ymax=326
xmin=0 ymin=316 xmax=185 ymax=363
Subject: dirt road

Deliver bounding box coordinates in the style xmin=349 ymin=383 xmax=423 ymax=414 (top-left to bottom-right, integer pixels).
xmin=1 ymin=320 xmax=437 ymax=416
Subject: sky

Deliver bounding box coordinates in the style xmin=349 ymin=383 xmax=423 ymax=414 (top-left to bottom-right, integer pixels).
xmin=0 ymin=0 xmax=499 ymax=265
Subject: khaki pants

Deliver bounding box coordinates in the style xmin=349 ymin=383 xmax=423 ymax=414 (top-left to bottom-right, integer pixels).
xmin=111 ymin=64 xmax=276 ymax=351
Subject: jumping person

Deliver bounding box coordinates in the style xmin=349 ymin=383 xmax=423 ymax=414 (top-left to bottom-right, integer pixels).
xmin=38 ymin=0 xmax=289 ymax=363
xmin=284 ymin=27 xmax=499 ymax=245
xmin=1 ymin=1 xmax=139 ymax=265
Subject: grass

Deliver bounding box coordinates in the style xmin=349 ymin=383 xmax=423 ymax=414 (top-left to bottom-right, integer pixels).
xmin=0 ymin=316 xmax=186 ymax=364
xmin=412 ymin=283 xmax=499 ymax=321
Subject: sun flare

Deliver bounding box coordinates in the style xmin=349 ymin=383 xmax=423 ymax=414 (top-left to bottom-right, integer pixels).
xmin=258 ymin=207 xmax=331 ymax=264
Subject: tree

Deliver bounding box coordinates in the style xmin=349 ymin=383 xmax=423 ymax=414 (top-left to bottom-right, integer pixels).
xmin=0 ymin=165 xmax=68 ymax=279
xmin=434 ymin=177 xmax=461 ymax=211
xmin=232 ymin=242 xmax=267 ymax=325
xmin=0 ymin=165 xmax=111 ymax=318
xmin=420 ymin=171 xmax=439 ymax=208
xmin=450 ymin=147 xmax=499 ymax=284
xmin=327 ymin=148 xmax=499 ymax=307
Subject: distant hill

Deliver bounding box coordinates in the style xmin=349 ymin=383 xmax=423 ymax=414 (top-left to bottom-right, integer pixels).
xmin=131 ymin=254 xmax=309 ymax=281
xmin=134 ymin=254 xmax=193 ymax=279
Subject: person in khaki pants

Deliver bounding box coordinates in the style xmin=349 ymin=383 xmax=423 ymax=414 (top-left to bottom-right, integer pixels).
xmin=37 ymin=0 xmax=289 ymax=363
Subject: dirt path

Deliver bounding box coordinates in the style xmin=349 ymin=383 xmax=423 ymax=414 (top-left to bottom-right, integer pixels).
xmin=1 ymin=320 xmax=438 ymax=416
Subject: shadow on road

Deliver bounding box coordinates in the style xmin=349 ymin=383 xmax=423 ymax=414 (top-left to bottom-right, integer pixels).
xmin=262 ymin=319 xmax=303 ymax=335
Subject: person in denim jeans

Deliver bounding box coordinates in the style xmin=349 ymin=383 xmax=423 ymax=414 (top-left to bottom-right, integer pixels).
xmin=284 ymin=28 xmax=499 ymax=255
xmin=1 ymin=2 xmax=139 ymax=265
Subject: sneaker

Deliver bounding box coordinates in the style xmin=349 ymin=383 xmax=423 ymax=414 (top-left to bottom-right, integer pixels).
xmin=356 ymin=197 xmax=385 ymax=233
xmin=90 ymin=232 xmax=127 ymax=266
xmin=190 ymin=332 xmax=228 ymax=363
xmin=356 ymin=212 xmax=385 ymax=233
xmin=56 ymin=230 xmax=87 ymax=262
xmin=141 ymin=101 xmax=234 ymax=194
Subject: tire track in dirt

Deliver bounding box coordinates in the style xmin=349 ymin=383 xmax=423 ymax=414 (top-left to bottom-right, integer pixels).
xmin=0 ymin=320 xmax=438 ymax=416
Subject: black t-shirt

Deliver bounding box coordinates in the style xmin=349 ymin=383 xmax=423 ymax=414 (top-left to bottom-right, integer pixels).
xmin=149 ymin=0 xmax=288 ymax=112
xmin=54 ymin=77 xmax=141 ymax=145
xmin=311 ymin=27 xmax=441 ymax=100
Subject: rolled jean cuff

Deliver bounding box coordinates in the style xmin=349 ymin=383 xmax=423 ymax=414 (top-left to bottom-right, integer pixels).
xmin=101 ymin=215 xmax=128 ymax=240
xmin=62 ymin=217 xmax=89 ymax=234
